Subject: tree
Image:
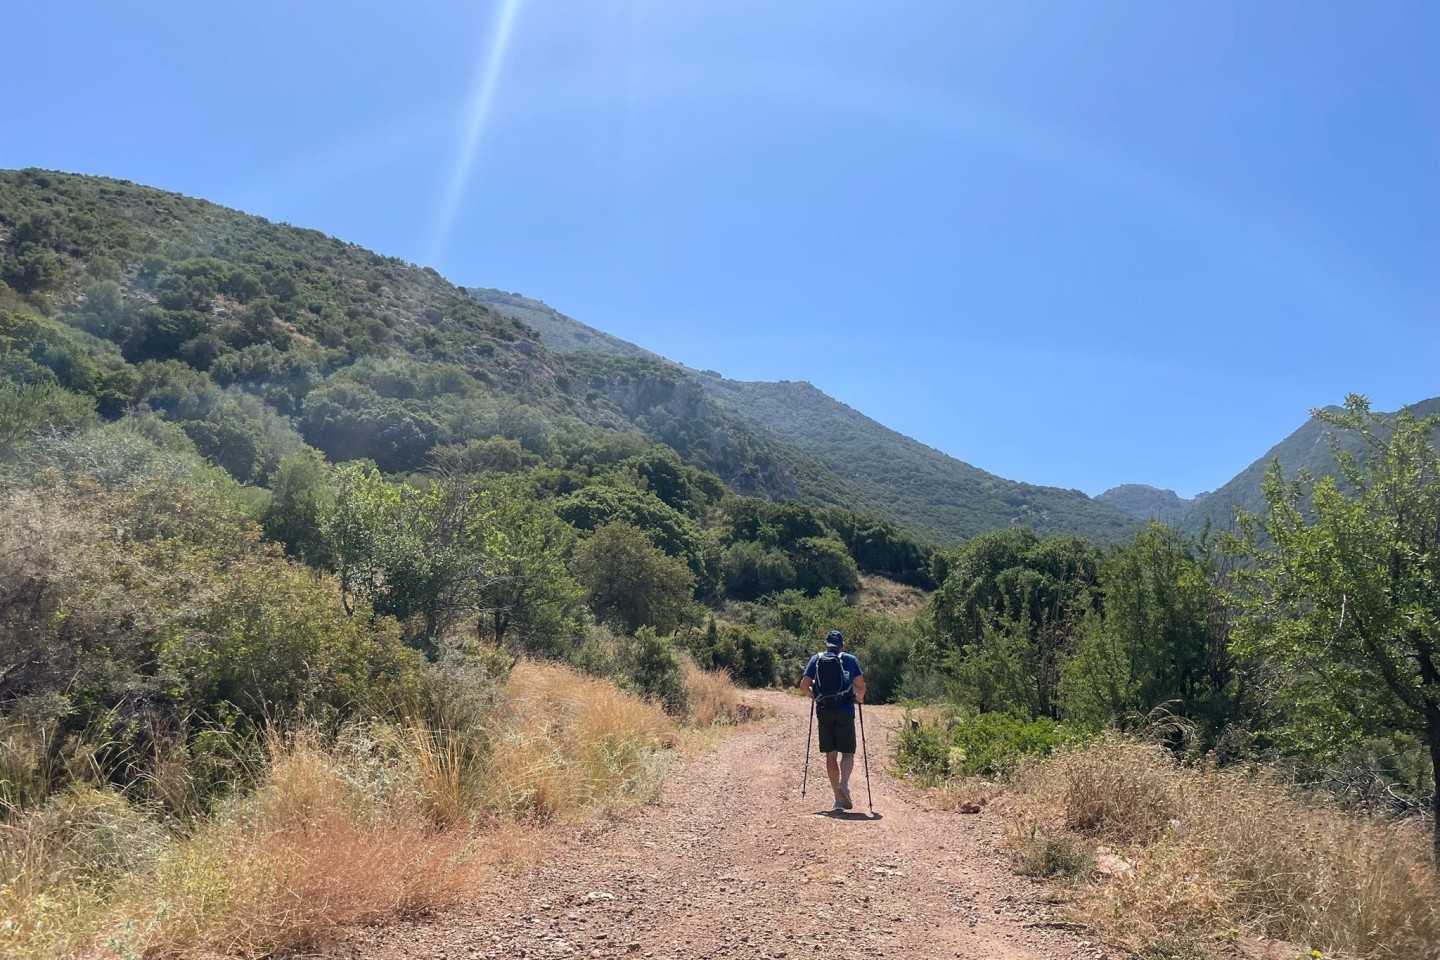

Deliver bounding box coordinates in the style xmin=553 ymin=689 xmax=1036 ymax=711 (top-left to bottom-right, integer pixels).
xmin=720 ymin=540 xmax=796 ymax=600
xmin=2 ymin=243 xmax=67 ymax=293
xmin=930 ymin=529 xmax=1100 ymax=718
xmin=323 ymin=462 xmax=404 ymax=616
xmin=1237 ymin=395 xmax=1440 ymax=866
xmin=1059 ymin=523 xmax=1232 ymax=729
xmin=262 ymin=448 xmax=334 ymax=564
xmin=790 ymin=536 xmax=861 ymax=597
xmin=471 ymin=482 xmax=584 ymax=658
xmin=571 ymin=523 xmax=695 ymax=636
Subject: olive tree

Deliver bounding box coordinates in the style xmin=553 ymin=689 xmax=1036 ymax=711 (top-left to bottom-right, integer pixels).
xmin=1237 ymin=395 xmax=1440 ymax=866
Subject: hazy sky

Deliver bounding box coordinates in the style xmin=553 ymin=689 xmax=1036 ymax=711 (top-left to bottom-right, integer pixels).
xmin=5 ymin=1 xmax=1437 ymax=497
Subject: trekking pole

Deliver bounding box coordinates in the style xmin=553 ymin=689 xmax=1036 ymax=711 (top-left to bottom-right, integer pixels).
xmin=801 ymin=696 xmax=815 ymax=797
xmin=858 ymin=701 xmax=875 ymax=815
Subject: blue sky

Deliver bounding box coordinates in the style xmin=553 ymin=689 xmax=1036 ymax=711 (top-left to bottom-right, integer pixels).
xmin=5 ymin=1 xmax=1436 ymax=497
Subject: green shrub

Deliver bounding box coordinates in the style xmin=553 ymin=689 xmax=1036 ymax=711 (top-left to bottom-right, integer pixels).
xmin=895 ymin=709 xmax=1087 ymax=781
xmin=688 ymin=620 xmax=782 ymax=688
xmin=624 ymin=628 xmax=689 ymax=716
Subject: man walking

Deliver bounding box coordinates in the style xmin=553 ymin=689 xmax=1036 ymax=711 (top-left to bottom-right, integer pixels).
xmin=799 ymin=629 xmax=866 ymax=811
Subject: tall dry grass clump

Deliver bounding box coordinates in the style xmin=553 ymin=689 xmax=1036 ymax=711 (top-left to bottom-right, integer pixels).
xmin=0 ymin=787 xmax=169 ymax=959
xmin=482 ymin=660 xmax=677 ymax=822
xmin=1014 ymin=737 xmax=1439 ymax=959
xmin=681 ymin=662 xmax=743 ymax=728
xmin=104 ymin=729 xmax=488 ymax=959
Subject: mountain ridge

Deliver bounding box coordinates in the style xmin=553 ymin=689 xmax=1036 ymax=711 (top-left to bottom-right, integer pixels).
xmin=469 ymin=287 xmax=1143 ymax=545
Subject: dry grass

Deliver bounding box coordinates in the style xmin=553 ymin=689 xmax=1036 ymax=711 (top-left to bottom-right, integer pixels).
xmin=1005 ymin=814 xmax=1094 ymax=878
xmin=104 ymin=731 xmax=490 ymax=959
xmin=1009 ymin=737 xmax=1440 ymax=959
xmin=682 ymin=663 xmax=743 ymax=728
xmin=483 ymin=661 xmax=676 ymax=822
xmin=856 ymin=574 xmax=929 ymax=620
xmin=0 ymin=787 xmax=164 ymax=959
xmin=926 ymin=775 xmax=998 ymax=813
xmin=0 ymin=659 xmax=694 ymax=958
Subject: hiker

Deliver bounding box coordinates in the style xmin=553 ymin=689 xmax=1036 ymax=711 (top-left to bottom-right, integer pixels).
xmin=799 ymin=629 xmax=866 ymax=811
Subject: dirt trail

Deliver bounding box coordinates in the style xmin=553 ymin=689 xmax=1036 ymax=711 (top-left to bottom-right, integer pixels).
xmin=337 ymin=692 xmax=1111 ymax=960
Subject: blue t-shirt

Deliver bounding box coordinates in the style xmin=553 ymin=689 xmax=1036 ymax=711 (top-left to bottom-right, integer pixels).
xmin=804 ymin=651 xmax=863 ymax=716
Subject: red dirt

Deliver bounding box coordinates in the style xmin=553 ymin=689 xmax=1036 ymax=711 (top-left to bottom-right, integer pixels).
xmin=333 ymin=692 xmax=1114 ymax=960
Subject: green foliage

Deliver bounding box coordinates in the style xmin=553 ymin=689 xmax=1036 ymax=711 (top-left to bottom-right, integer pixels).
xmin=0 ymin=467 xmax=420 ymax=804
xmin=571 ymin=523 xmax=696 ymax=636
xmin=622 ymin=627 xmax=689 ymax=715
xmin=771 ymin=588 xmax=850 ymax=641
xmin=556 ymin=482 xmax=711 ymax=587
xmin=468 ymin=480 xmax=584 ymax=658
xmin=164 ymin=554 xmax=414 ymax=723
xmin=930 ymin=529 xmax=1102 ymax=718
xmin=427 ymin=436 xmax=542 ymax=475
xmin=1 ymin=308 xmax=107 ymax=393
xmin=895 ymin=709 xmax=1083 ymax=780
xmin=821 ymin=507 xmax=935 ymax=588
xmin=1233 ymin=395 xmax=1440 ymax=861
xmin=719 ymin=498 xmax=878 ymax=597
xmin=790 ymin=536 xmax=861 ymax=597
xmin=687 ymin=618 xmax=783 ymax=688
xmin=0 ymin=380 xmax=94 ymax=448
xmin=853 ymin=618 xmax=916 ymax=704
xmin=300 ymin=381 xmax=440 ymax=473
xmin=720 ymin=540 xmax=796 ymax=601
xmin=320 ymin=465 xmax=582 ymax=653
xmin=1058 ymin=524 xmax=1233 ymax=730
xmin=1 ymin=243 xmax=67 ymax=293
xmin=261 ymin=448 xmax=334 ymax=563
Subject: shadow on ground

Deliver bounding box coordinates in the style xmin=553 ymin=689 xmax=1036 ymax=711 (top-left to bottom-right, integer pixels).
xmin=811 ymin=809 xmax=883 ymax=821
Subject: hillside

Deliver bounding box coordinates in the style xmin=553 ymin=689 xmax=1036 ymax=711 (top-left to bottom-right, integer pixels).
xmin=1095 ymin=483 xmax=1196 ymax=524
xmin=0 ymin=169 xmax=848 ymax=500
xmin=469 ymin=288 xmax=1143 ymax=546
xmin=1173 ymin=397 xmax=1440 ymax=533
xmin=697 ymin=375 xmax=1141 ymax=545
xmin=468 ymin=288 xmax=660 ymax=361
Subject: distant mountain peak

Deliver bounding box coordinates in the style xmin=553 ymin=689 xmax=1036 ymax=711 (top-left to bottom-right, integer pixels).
xmin=1095 ymin=484 xmax=1193 ymax=523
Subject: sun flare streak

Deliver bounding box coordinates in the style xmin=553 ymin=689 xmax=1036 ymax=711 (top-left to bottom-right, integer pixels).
xmin=429 ymin=0 xmax=524 ymax=263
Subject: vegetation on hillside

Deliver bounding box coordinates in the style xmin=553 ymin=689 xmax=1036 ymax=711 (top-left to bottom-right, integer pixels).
xmin=1094 ymin=482 xmax=1194 ymax=523
xmin=468 ymin=286 xmax=1146 ymax=546
xmin=0 ymin=169 xmax=940 ymax=957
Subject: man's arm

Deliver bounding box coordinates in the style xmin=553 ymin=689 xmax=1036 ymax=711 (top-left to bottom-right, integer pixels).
xmin=853 ymin=674 xmax=866 ymax=704
xmin=799 ymin=675 xmax=814 ymax=695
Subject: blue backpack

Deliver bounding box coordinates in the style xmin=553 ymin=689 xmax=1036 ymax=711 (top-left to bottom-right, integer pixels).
xmin=812 ymin=651 xmax=854 ymax=708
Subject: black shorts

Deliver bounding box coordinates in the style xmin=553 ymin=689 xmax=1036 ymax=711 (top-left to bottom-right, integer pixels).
xmin=816 ymin=706 xmax=857 ymax=754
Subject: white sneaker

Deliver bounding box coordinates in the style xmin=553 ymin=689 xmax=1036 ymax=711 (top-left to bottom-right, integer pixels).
xmin=836 ymin=783 xmax=853 ymax=810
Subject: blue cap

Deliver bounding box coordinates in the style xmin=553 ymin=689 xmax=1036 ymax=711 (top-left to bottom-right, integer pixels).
xmin=825 ymin=629 xmax=843 ymax=649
